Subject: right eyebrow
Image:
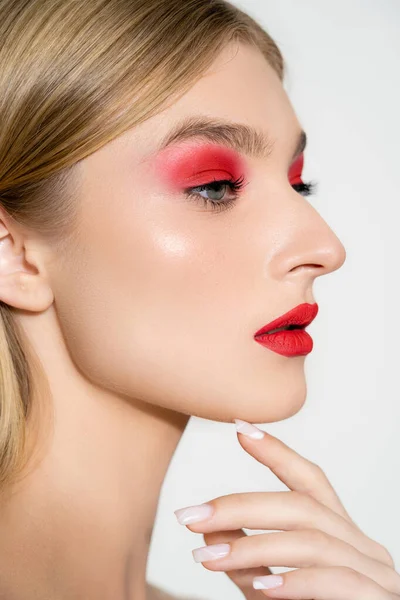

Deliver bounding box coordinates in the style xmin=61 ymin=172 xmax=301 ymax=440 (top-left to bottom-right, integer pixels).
xmin=155 ymin=115 xmax=307 ymax=163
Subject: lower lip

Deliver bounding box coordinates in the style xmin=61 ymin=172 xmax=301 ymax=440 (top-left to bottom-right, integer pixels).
xmin=254 ymin=329 xmax=313 ymax=357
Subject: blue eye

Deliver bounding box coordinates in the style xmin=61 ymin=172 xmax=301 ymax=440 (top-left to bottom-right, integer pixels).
xmin=183 ymin=175 xmax=246 ymax=213
xmin=183 ymin=176 xmax=318 ymax=213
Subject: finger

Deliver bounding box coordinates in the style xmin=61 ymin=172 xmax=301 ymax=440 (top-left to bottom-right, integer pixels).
xmin=233 ymin=420 xmax=394 ymax=568
xmin=194 ymin=530 xmax=400 ymax=596
xmin=202 ymin=529 xmax=274 ymax=600
xmin=234 ymin=419 xmax=352 ymax=523
xmin=250 ymin=566 xmax=398 ymax=599
xmin=176 ymin=491 xmax=390 ymax=568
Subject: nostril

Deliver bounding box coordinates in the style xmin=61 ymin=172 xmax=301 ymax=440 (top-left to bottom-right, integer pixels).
xmin=290 ymin=264 xmax=324 ymax=272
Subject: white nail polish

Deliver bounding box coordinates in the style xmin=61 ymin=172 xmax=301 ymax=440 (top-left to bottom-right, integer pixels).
xmin=192 ymin=543 xmax=231 ymax=563
xmin=253 ymin=575 xmax=284 ymax=589
xmin=234 ymin=419 xmax=265 ymax=439
xmin=174 ymin=503 xmax=214 ymax=525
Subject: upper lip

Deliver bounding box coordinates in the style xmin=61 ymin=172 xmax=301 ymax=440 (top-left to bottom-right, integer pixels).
xmin=254 ymin=302 xmax=319 ymax=336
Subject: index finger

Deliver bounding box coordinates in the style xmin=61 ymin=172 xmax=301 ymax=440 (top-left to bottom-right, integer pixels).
xmin=234 ymin=420 xmax=394 ymax=569
xmin=234 ymin=419 xmax=354 ymax=523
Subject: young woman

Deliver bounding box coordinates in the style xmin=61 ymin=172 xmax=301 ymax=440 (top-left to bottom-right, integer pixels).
xmin=0 ymin=0 xmax=397 ymax=599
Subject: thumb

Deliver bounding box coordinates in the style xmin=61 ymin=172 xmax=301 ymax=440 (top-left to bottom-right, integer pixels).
xmin=202 ymin=529 xmax=275 ymax=600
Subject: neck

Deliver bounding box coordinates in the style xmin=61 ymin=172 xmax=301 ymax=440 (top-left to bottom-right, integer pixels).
xmin=0 ymin=306 xmax=189 ymax=600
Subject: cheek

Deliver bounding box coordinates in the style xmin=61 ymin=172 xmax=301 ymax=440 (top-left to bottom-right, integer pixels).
xmin=52 ymin=179 xmax=215 ymax=382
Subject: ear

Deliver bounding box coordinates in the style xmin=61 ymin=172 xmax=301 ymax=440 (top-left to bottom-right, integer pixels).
xmin=0 ymin=209 xmax=54 ymax=312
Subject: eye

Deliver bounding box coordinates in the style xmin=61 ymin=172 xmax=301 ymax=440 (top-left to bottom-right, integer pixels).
xmin=183 ymin=173 xmax=318 ymax=213
xmin=183 ymin=175 xmax=247 ymax=213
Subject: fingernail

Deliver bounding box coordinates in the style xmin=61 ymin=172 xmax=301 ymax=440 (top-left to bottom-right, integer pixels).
xmin=234 ymin=419 xmax=265 ymax=439
xmin=253 ymin=575 xmax=284 ymax=589
xmin=192 ymin=543 xmax=231 ymax=563
xmin=174 ymin=503 xmax=214 ymax=525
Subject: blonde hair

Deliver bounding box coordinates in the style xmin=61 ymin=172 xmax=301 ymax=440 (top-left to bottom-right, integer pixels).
xmin=0 ymin=0 xmax=285 ymax=490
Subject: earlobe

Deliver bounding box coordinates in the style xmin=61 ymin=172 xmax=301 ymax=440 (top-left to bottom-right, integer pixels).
xmin=0 ymin=270 xmax=54 ymax=312
xmin=0 ymin=220 xmax=54 ymax=312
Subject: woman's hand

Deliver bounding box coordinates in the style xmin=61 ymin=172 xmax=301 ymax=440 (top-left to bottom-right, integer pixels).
xmin=174 ymin=419 xmax=399 ymax=599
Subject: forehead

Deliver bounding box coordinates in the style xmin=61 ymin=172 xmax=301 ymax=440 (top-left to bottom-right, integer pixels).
xmin=82 ymin=42 xmax=301 ymax=175
xmin=133 ymin=43 xmax=300 ymax=164
xmin=157 ymin=42 xmax=299 ymax=139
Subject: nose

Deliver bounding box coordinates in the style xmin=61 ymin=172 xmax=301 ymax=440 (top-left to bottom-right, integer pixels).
xmin=268 ymin=198 xmax=347 ymax=282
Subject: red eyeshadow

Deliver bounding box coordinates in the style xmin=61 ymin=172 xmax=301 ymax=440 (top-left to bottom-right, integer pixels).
xmin=154 ymin=143 xmax=246 ymax=189
xmin=288 ymin=153 xmax=304 ymax=185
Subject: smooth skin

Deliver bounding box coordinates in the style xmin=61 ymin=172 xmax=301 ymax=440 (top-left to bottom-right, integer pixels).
xmin=175 ymin=423 xmax=399 ymax=599
xmin=0 ymin=38 xmax=389 ymax=599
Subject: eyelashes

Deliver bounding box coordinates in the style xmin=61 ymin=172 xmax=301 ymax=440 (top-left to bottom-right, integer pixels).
xmin=292 ymin=180 xmax=318 ymax=196
xmin=183 ymin=175 xmax=247 ymax=213
xmin=183 ymin=175 xmax=318 ymax=213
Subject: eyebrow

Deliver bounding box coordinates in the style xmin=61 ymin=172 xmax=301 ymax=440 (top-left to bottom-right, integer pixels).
xmin=156 ymin=115 xmax=307 ymax=163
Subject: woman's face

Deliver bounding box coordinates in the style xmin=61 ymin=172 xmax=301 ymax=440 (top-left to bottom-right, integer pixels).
xmin=51 ymin=42 xmax=346 ymax=424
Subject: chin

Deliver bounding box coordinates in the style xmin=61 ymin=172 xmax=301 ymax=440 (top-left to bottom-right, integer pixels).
xmin=227 ymin=368 xmax=308 ymax=425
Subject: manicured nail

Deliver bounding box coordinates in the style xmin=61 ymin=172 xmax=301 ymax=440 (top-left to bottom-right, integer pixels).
xmin=174 ymin=503 xmax=214 ymax=525
xmin=234 ymin=419 xmax=265 ymax=439
xmin=253 ymin=575 xmax=284 ymax=589
xmin=192 ymin=543 xmax=231 ymax=563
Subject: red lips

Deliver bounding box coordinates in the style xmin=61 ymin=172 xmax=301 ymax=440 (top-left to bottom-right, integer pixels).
xmin=254 ymin=303 xmax=319 ymax=337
